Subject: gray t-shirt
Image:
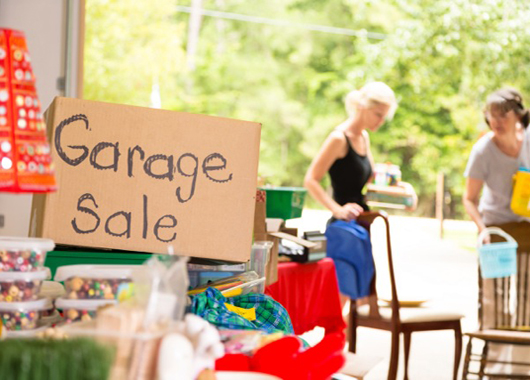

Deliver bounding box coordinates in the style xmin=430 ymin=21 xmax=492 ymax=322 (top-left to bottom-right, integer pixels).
xmin=464 ymin=127 xmax=530 ymax=225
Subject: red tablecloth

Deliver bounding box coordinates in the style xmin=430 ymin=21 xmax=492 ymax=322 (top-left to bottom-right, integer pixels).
xmin=265 ymin=258 xmax=346 ymax=335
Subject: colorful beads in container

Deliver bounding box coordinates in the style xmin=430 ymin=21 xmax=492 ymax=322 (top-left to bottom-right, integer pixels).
xmin=55 ymin=297 xmax=117 ymax=323
xmin=66 ymin=276 xmax=132 ymax=300
xmin=0 ymin=249 xmax=44 ymax=271
xmin=0 ymin=267 xmax=49 ymax=302
xmin=0 ymin=297 xmax=50 ymax=330
xmin=0 ymin=237 xmax=54 ymax=271
xmin=54 ymin=264 xmax=136 ymax=301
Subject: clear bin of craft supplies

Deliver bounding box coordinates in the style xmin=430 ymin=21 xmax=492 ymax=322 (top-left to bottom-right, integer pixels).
xmin=0 ymin=237 xmax=55 ymax=272
xmin=0 ymin=267 xmax=50 ymax=302
xmin=0 ymin=297 xmax=51 ymax=331
xmin=187 ymin=261 xmax=247 ymax=289
xmin=188 ymin=271 xmax=264 ymax=297
xmin=250 ymin=241 xmax=273 ymax=293
xmin=54 ymin=264 xmax=136 ymax=301
xmin=56 ymin=297 xmax=118 ymax=323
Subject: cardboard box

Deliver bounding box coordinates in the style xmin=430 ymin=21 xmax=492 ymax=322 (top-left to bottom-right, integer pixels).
xmin=30 ymin=97 xmax=261 ymax=262
xmin=253 ymin=190 xmax=316 ymax=285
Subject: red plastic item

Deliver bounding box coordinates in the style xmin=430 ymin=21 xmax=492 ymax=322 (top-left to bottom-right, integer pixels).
xmin=216 ymin=332 xmax=346 ymax=380
xmin=0 ymin=28 xmax=56 ymax=193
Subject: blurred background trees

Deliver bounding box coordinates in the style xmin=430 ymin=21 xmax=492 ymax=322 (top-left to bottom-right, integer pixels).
xmin=83 ymin=0 xmax=530 ymax=219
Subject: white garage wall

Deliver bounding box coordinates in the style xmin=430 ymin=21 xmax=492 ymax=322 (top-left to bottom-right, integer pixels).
xmin=0 ymin=0 xmax=81 ymax=236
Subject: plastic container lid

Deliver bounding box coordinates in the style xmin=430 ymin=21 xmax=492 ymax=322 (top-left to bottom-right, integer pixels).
xmin=0 ymin=236 xmax=55 ymax=251
xmin=38 ymin=281 xmax=66 ymax=299
xmin=55 ymin=297 xmax=117 ymax=311
xmin=54 ymin=264 xmax=138 ymax=281
xmin=221 ymin=277 xmax=265 ymax=297
xmin=252 ymin=241 xmax=274 ymax=250
xmin=4 ymin=325 xmax=51 ymax=339
xmin=0 ymin=267 xmax=50 ymax=281
xmin=0 ymin=297 xmax=52 ymax=312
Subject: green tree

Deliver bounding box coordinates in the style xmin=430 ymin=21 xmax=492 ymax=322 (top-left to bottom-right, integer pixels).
xmin=84 ymin=0 xmax=530 ymax=218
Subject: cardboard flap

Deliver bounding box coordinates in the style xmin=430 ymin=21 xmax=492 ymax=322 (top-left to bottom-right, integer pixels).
xmin=268 ymin=231 xmax=317 ymax=249
xmin=265 ymin=218 xmax=284 ymax=233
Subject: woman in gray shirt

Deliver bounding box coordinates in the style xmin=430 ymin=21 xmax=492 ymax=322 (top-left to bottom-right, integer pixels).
xmin=463 ymin=87 xmax=530 ymax=374
xmin=464 ymin=88 xmax=530 ymax=237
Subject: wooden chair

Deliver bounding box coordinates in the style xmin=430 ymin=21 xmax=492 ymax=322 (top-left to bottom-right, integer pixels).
xmin=348 ymin=211 xmax=464 ymax=380
xmin=462 ymin=247 xmax=530 ymax=379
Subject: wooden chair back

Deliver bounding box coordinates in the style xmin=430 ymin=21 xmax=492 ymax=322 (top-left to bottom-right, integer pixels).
xmin=357 ymin=211 xmax=400 ymax=322
xmin=353 ymin=211 xmax=463 ymax=380
xmin=479 ymin=249 xmax=530 ymax=330
xmin=463 ymin=225 xmax=530 ymax=380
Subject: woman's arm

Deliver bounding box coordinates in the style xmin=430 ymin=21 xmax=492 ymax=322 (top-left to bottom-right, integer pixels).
xmin=304 ymin=131 xmax=363 ymax=221
xmin=463 ymin=177 xmax=487 ymax=233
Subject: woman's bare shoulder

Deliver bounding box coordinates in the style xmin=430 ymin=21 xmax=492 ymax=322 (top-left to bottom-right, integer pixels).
xmin=328 ymin=129 xmax=346 ymax=142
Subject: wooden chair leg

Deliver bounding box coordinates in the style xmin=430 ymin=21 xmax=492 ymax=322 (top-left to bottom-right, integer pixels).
xmin=478 ymin=341 xmax=489 ymax=380
xmin=462 ymin=337 xmax=473 ymax=380
xmin=403 ymin=331 xmax=411 ymax=380
xmin=348 ymin=304 xmax=358 ymax=353
xmin=387 ymin=331 xmax=400 ymax=380
xmin=454 ymin=324 xmax=463 ymax=380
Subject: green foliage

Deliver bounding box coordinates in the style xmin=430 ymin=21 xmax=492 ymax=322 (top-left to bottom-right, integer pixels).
xmin=84 ymin=0 xmax=530 ymax=218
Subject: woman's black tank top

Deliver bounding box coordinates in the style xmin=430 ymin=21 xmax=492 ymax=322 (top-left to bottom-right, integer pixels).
xmin=328 ymin=132 xmax=372 ymax=210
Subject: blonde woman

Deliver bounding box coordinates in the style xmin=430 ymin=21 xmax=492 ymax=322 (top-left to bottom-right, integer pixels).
xmin=304 ymin=82 xmax=403 ymax=312
xmin=304 ymin=82 xmax=398 ymax=223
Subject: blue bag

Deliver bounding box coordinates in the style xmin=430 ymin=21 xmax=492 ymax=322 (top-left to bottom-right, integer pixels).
xmin=325 ymin=219 xmax=374 ymax=299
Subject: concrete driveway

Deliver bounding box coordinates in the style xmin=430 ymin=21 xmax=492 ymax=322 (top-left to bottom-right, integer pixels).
xmin=287 ymin=211 xmax=479 ymax=380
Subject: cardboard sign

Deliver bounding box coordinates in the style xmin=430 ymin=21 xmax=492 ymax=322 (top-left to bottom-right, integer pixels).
xmin=30 ymin=97 xmax=261 ymax=261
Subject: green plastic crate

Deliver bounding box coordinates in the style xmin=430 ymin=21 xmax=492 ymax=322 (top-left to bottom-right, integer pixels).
xmin=261 ymin=187 xmax=307 ymax=220
xmin=44 ymin=249 xmax=152 ymax=279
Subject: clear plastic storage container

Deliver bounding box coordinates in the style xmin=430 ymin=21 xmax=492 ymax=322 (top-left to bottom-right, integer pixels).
xmin=0 ymin=237 xmax=55 ymax=272
xmin=55 ymin=297 xmax=117 ymax=323
xmin=0 ymin=267 xmax=50 ymax=302
xmin=4 ymin=325 xmax=51 ymax=339
xmin=54 ymin=264 xmax=136 ymax=301
xmin=38 ymin=280 xmax=66 ymax=318
xmin=250 ymin=241 xmax=273 ymax=293
xmin=0 ymin=297 xmax=51 ymax=331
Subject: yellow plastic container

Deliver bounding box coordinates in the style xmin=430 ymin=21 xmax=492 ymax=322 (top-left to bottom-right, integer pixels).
xmin=511 ymin=169 xmax=530 ymax=217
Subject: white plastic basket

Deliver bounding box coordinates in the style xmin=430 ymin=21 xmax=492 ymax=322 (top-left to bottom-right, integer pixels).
xmin=477 ymin=227 xmax=518 ymax=279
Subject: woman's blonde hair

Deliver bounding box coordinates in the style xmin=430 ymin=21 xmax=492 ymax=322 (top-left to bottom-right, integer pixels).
xmin=345 ymin=82 xmax=397 ymax=120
